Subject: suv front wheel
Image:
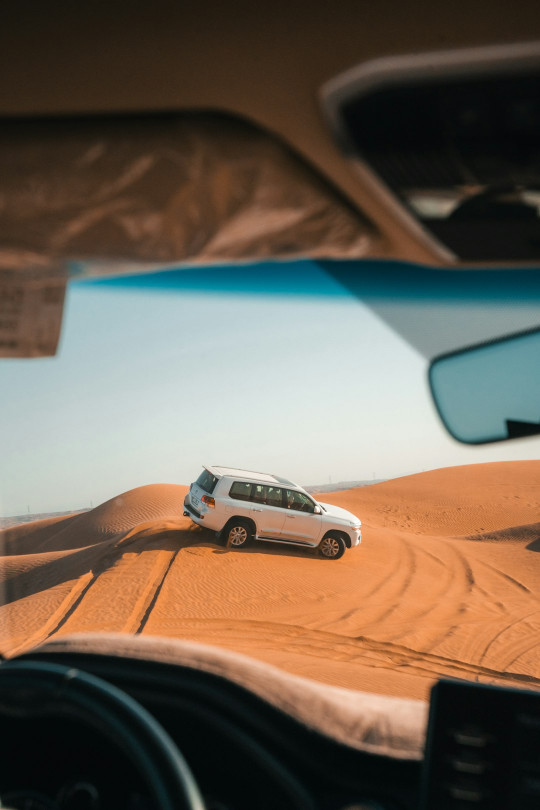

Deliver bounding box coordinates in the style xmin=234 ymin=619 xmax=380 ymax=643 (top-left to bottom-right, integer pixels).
xmin=224 ymin=519 xmax=252 ymax=548
xmin=318 ymin=533 xmax=346 ymax=560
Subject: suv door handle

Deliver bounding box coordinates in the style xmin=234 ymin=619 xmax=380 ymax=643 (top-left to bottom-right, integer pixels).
xmin=286 ymin=515 xmax=295 ymax=519
xmin=252 ymin=508 xmax=263 ymax=512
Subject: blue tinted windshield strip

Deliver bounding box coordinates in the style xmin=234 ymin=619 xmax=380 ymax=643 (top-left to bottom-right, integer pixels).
xmin=75 ymin=258 xmax=540 ymax=304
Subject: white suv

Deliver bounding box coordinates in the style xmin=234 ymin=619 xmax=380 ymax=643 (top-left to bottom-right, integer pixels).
xmin=183 ymin=466 xmax=361 ymax=559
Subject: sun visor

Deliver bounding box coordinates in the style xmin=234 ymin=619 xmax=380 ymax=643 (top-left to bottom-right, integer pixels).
xmin=0 ymin=113 xmax=376 ymax=357
xmin=0 ymin=113 xmax=377 ymax=274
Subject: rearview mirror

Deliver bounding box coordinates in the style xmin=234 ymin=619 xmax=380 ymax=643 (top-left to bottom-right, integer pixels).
xmin=429 ymin=328 xmax=540 ymax=444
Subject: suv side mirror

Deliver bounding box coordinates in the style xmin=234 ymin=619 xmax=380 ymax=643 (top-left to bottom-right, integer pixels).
xmin=313 ymin=505 xmax=322 ymax=514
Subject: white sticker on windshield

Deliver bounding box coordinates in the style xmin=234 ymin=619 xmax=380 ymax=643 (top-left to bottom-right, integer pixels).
xmin=0 ymin=277 xmax=66 ymax=357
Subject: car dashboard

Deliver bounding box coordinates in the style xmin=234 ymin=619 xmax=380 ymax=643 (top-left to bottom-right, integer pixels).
xmin=1 ymin=639 xmax=538 ymax=810
xmin=0 ymin=647 xmax=420 ymax=810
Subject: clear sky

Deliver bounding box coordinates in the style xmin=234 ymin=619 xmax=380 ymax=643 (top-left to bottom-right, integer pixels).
xmin=1 ymin=260 xmax=539 ymax=516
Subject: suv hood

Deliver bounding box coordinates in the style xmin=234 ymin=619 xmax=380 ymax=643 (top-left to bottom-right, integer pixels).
xmin=317 ymin=502 xmax=360 ymax=525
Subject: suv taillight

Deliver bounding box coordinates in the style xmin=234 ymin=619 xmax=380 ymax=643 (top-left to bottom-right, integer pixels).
xmin=201 ymin=495 xmax=215 ymax=508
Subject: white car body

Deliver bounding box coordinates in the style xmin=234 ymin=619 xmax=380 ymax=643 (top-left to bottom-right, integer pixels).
xmin=183 ymin=465 xmax=361 ymax=558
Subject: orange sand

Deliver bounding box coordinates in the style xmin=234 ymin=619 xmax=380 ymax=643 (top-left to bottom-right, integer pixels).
xmin=1 ymin=462 xmax=539 ymax=700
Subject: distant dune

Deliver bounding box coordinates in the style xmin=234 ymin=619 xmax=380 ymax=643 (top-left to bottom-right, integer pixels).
xmin=304 ymin=479 xmax=384 ymax=494
xmin=0 ymin=509 xmax=91 ymax=531
xmin=0 ymin=462 xmax=539 ymax=700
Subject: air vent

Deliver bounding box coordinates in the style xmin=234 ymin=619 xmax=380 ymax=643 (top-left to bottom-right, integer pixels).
xmin=421 ymin=679 xmax=540 ymax=809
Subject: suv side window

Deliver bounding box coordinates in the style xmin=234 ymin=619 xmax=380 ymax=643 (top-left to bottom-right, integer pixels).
xmin=251 ymin=485 xmax=266 ymax=505
xmin=251 ymin=484 xmax=284 ymax=508
xmin=265 ymin=486 xmax=283 ymax=508
xmin=229 ymin=481 xmax=252 ymax=501
xmin=286 ymin=490 xmax=315 ymax=513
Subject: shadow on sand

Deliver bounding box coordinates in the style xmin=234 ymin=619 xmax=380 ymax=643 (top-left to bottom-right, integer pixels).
xmin=465 ymin=521 xmax=540 ymax=545
xmin=210 ymin=537 xmax=322 ymax=560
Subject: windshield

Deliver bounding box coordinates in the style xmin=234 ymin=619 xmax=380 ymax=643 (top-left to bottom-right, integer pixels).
xmin=1 ymin=259 xmax=539 ymax=700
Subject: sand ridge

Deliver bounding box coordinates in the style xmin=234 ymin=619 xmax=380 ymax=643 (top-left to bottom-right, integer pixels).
xmin=0 ymin=462 xmax=539 ymax=699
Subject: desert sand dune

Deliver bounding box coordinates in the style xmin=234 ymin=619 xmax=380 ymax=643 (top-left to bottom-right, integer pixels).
xmin=322 ymin=461 xmax=540 ymax=537
xmin=0 ymin=463 xmax=538 ymax=700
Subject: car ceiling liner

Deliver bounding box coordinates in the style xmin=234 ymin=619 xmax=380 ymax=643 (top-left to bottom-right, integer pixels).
xmin=0 ymin=113 xmax=376 ymax=358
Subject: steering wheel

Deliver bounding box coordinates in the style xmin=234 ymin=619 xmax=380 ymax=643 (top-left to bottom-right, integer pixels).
xmin=0 ymin=660 xmax=206 ymax=810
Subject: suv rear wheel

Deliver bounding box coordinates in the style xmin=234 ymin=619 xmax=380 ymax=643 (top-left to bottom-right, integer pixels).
xmin=318 ymin=533 xmax=346 ymax=560
xmin=225 ymin=519 xmax=252 ymax=548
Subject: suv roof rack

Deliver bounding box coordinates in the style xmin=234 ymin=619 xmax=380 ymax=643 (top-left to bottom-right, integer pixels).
xmin=205 ymin=465 xmax=298 ymax=488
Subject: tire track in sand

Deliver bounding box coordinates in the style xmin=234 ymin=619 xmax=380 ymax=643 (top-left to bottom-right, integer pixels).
xmin=450 ymin=552 xmax=538 ymax=672
xmin=359 ymin=534 xmax=475 ymax=652
xmin=358 ymin=534 xmax=417 ymax=627
xmin=7 ymin=526 xmax=190 ymax=652
xmin=51 ymin=544 xmax=181 ymax=638
xmin=479 ymin=609 xmax=540 ymax=667
xmin=134 ymin=549 xmax=180 ymax=634
xmin=485 ymin=611 xmax=540 ymax=672
xmin=417 ymin=539 xmax=476 ymax=654
xmin=5 ymin=571 xmax=95 ymax=657
xmin=161 ymin=618 xmax=540 ymax=690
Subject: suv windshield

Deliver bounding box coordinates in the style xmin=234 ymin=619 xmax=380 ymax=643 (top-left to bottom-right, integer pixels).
xmin=1 ymin=260 xmax=539 ymax=700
